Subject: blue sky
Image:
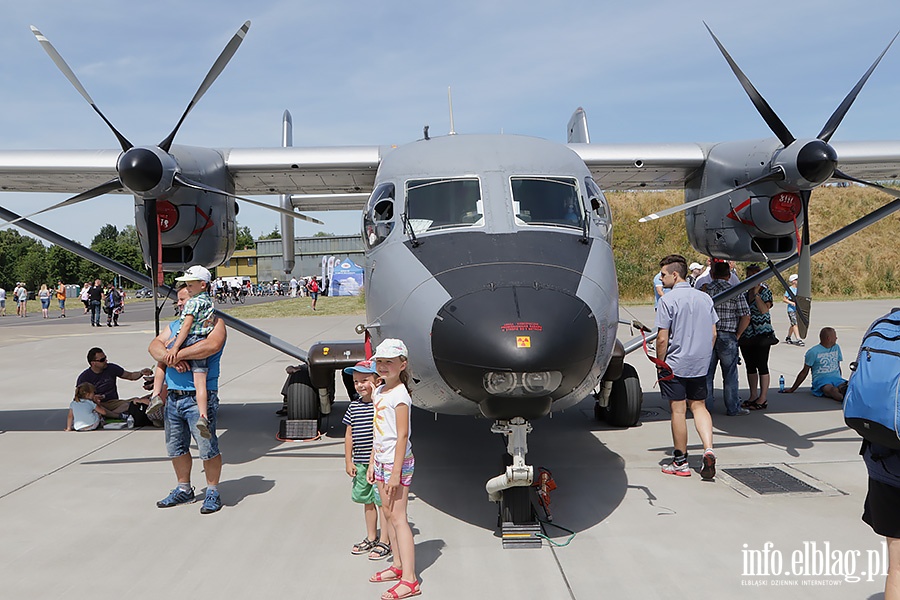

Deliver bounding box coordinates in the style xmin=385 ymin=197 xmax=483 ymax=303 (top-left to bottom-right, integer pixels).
xmin=1 ymin=0 xmax=899 ymax=246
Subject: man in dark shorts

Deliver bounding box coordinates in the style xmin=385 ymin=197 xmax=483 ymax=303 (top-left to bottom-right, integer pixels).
xmin=654 ymin=254 xmax=720 ymax=480
xmin=862 ymin=443 xmax=900 ymax=598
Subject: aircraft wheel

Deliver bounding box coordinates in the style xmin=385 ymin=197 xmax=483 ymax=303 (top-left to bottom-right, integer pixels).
xmin=606 ymin=363 xmax=642 ymax=427
xmin=500 ymin=486 xmax=533 ymax=525
xmin=285 ymin=366 xmax=320 ymax=420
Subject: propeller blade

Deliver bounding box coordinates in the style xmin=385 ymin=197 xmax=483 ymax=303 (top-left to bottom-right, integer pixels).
xmin=158 ymin=21 xmax=251 ymax=152
xmin=0 ymin=178 xmax=123 ymax=230
xmin=833 ymin=169 xmax=900 ymax=200
xmin=173 ymin=174 xmax=324 ymax=224
xmin=818 ymin=31 xmax=899 ymax=143
xmin=639 ymin=168 xmax=783 ymax=222
xmin=145 ymin=197 xmax=162 ymax=336
xmin=795 ymin=190 xmax=812 ymax=338
xmin=30 ymin=26 xmax=132 ymax=152
xmin=704 ymin=23 xmax=795 ymax=147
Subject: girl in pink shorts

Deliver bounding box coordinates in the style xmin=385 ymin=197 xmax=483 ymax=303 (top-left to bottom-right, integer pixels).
xmin=366 ymin=339 xmax=420 ymax=599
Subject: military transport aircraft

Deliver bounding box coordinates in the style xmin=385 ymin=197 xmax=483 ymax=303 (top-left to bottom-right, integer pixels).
xmin=2 ymin=20 xmax=900 ymax=541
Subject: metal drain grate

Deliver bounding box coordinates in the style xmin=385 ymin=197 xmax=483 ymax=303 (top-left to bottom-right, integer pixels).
xmin=722 ymin=467 xmax=822 ymax=495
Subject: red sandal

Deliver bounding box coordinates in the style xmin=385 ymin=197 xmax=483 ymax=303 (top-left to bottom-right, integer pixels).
xmin=369 ymin=566 xmax=402 ymax=583
xmin=382 ymin=579 xmax=421 ymax=599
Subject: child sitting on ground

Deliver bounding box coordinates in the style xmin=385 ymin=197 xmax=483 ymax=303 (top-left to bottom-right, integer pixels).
xmin=147 ymin=266 xmax=216 ymax=438
xmin=66 ymin=383 xmax=112 ymax=431
xmin=342 ymin=360 xmax=393 ymax=561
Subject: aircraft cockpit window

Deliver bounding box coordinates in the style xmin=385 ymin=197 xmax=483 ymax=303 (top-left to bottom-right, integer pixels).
xmin=405 ymin=178 xmax=482 ymax=231
xmin=585 ymin=177 xmax=611 ymax=239
xmin=363 ymin=183 xmax=396 ymax=249
xmin=510 ymin=176 xmax=583 ymax=228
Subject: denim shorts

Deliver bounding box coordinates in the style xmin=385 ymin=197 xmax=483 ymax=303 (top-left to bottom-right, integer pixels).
xmin=164 ymin=390 xmax=219 ymax=460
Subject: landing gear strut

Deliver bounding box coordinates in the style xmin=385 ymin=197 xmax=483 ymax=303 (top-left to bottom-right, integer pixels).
xmin=487 ymin=417 xmax=542 ymax=548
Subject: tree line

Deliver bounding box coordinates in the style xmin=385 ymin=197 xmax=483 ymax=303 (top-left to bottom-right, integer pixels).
xmin=1 ymin=223 xmax=262 ymax=290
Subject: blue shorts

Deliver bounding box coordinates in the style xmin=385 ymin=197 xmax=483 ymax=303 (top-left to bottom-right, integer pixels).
xmin=58 ymin=299 xmax=65 ymax=309
xmin=659 ymin=370 xmax=708 ymax=402
xmin=811 ymin=375 xmax=847 ymax=396
xmin=167 ymin=333 xmax=208 ymax=372
xmin=40 ymin=298 xmax=50 ymax=309
xmin=164 ymin=390 xmax=219 ymax=460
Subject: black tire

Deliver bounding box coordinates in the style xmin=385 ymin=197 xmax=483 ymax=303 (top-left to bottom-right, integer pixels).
xmin=500 ymin=486 xmax=534 ymax=524
xmin=606 ymin=363 xmax=642 ymax=427
xmin=285 ymin=366 xmax=320 ymax=420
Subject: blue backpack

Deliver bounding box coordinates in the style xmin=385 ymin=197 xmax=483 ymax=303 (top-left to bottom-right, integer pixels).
xmin=844 ymin=308 xmax=900 ymax=449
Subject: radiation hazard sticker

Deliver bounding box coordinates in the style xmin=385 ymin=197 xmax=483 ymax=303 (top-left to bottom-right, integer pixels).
xmin=516 ymin=336 xmax=531 ymax=348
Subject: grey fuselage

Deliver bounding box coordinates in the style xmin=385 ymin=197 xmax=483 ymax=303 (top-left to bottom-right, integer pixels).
xmin=362 ymin=134 xmax=618 ymax=420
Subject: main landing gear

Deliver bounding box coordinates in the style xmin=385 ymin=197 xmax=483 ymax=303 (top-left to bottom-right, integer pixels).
xmin=487 ymin=417 xmax=542 ymax=548
xmin=594 ymin=363 xmax=642 ymax=427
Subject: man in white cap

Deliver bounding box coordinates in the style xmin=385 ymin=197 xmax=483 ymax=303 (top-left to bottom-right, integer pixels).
xmin=782 ymin=273 xmax=804 ymax=346
xmin=687 ymin=262 xmax=703 ymax=287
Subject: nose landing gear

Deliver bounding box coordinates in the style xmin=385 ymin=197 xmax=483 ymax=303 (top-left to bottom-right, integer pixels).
xmin=487 ymin=417 xmax=543 ymax=548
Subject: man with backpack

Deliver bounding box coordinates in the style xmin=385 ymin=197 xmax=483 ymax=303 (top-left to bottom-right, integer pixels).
xmin=106 ymin=287 xmax=123 ymax=327
xmin=306 ymin=277 xmax=320 ymax=311
xmin=844 ymin=308 xmax=900 ymax=599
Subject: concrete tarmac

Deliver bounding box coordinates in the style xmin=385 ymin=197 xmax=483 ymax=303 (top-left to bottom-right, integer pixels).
xmin=1 ymin=299 xmax=896 ymax=599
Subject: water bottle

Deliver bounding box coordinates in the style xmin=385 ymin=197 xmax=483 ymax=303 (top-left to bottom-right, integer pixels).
xmin=126 ymin=414 xmax=135 ymax=429
xmin=779 ymin=375 xmax=785 ymax=392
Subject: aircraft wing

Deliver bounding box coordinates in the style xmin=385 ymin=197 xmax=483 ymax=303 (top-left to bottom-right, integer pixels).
xmin=0 ymin=149 xmax=121 ymax=193
xmin=1 ymin=141 xmax=897 ymax=205
xmin=572 ymin=141 xmax=900 ymax=190
xmin=0 ymin=145 xmax=385 ymax=204
xmin=570 ymin=142 xmax=708 ymax=190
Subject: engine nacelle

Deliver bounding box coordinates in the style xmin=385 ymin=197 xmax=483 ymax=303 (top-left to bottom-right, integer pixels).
xmin=685 ymin=139 xmax=803 ymax=261
xmin=133 ymin=145 xmax=236 ymax=272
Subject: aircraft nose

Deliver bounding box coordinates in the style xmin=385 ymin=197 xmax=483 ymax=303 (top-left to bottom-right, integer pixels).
xmin=431 ymin=285 xmax=598 ymax=420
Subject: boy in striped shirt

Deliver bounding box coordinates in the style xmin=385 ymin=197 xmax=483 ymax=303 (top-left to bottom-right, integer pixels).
xmin=342 ymin=360 xmax=392 ymax=560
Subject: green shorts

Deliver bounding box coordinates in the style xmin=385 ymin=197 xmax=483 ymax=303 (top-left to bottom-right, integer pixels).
xmin=351 ymin=463 xmax=380 ymax=506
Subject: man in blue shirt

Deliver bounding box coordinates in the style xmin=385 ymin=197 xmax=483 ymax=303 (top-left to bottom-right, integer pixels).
xmin=782 ymin=326 xmax=847 ymax=401
xmin=148 ymin=285 xmax=227 ymax=514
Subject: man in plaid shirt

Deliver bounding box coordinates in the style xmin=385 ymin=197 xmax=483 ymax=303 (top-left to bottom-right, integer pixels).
xmin=705 ymin=261 xmax=751 ymax=416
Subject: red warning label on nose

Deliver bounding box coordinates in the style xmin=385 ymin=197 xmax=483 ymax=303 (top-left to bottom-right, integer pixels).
xmin=501 ymin=322 xmax=543 ymax=332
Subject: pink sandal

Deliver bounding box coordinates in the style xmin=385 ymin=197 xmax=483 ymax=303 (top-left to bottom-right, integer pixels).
xmin=369 ymin=566 xmax=402 ymax=583
xmin=382 ymin=580 xmax=421 ymax=599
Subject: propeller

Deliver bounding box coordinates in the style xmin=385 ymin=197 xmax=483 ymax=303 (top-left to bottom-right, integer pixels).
xmin=6 ymin=23 xmax=320 ymax=235
xmin=641 ymin=24 xmax=899 ymax=338
xmin=11 ymin=21 xmax=326 ymax=333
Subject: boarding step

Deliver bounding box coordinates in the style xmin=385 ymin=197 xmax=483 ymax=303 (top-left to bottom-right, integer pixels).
xmin=279 ymin=419 xmax=318 ymax=440
xmin=500 ymin=522 xmax=543 ymax=549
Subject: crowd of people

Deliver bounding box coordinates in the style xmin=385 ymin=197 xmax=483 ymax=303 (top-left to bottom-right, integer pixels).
xmin=652 ymin=254 xmax=850 ymax=480
xmin=653 ymin=256 xmax=848 ymax=420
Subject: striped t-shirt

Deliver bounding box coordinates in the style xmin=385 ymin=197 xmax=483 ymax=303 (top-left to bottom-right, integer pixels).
xmin=342 ymin=399 xmax=375 ymax=463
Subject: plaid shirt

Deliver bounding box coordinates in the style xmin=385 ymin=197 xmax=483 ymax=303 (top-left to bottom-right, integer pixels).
xmin=706 ymin=279 xmax=749 ymax=334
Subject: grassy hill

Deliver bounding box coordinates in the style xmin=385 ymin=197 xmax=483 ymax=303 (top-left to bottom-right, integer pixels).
xmin=610 ymin=186 xmax=900 ymax=302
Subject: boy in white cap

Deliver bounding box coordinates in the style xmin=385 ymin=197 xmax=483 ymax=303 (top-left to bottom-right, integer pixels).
xmin=148 ymin=265 xmax=217 ymax=437
xmin=782 ymin=273 xmax=804 ymax=346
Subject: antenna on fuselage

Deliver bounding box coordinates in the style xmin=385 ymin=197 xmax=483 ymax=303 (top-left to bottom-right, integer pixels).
xmin=448 ymin=86 xmax=456 ymax=135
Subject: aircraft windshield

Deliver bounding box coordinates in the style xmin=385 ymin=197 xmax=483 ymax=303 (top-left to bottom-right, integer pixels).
xmin=406 ymin=178 xmax=482 ymax=232
xmin=510 ymin=176 xmax=582 ymax=229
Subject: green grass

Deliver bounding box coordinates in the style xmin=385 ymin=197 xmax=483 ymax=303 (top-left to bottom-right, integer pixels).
xmin=220 ymin=294 xmax=366 ymax=319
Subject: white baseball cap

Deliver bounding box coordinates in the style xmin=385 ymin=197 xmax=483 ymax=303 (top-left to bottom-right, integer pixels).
xmin=789 ymin=274 xmax=799 ymax=282
xmin=689 ymin=262 xmax=703 ymax=271
xmin=175 ymin=265 xmax=212 ymax=283
xmin=372 ymin=338 xmax=408 ymax=359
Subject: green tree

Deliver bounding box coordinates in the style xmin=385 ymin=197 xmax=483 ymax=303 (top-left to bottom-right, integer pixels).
xmin=92 ymin=224 xmax=119 ymax=245
xmin=313 ymin=231 xmax=335 ymax=237
xmin=236 ymin=225 xmax=255 ymax=249
xmin=260 ymin=227 xmax=281 ymax=240
xmin=0 ymin=229 xmax=48 ymax=288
